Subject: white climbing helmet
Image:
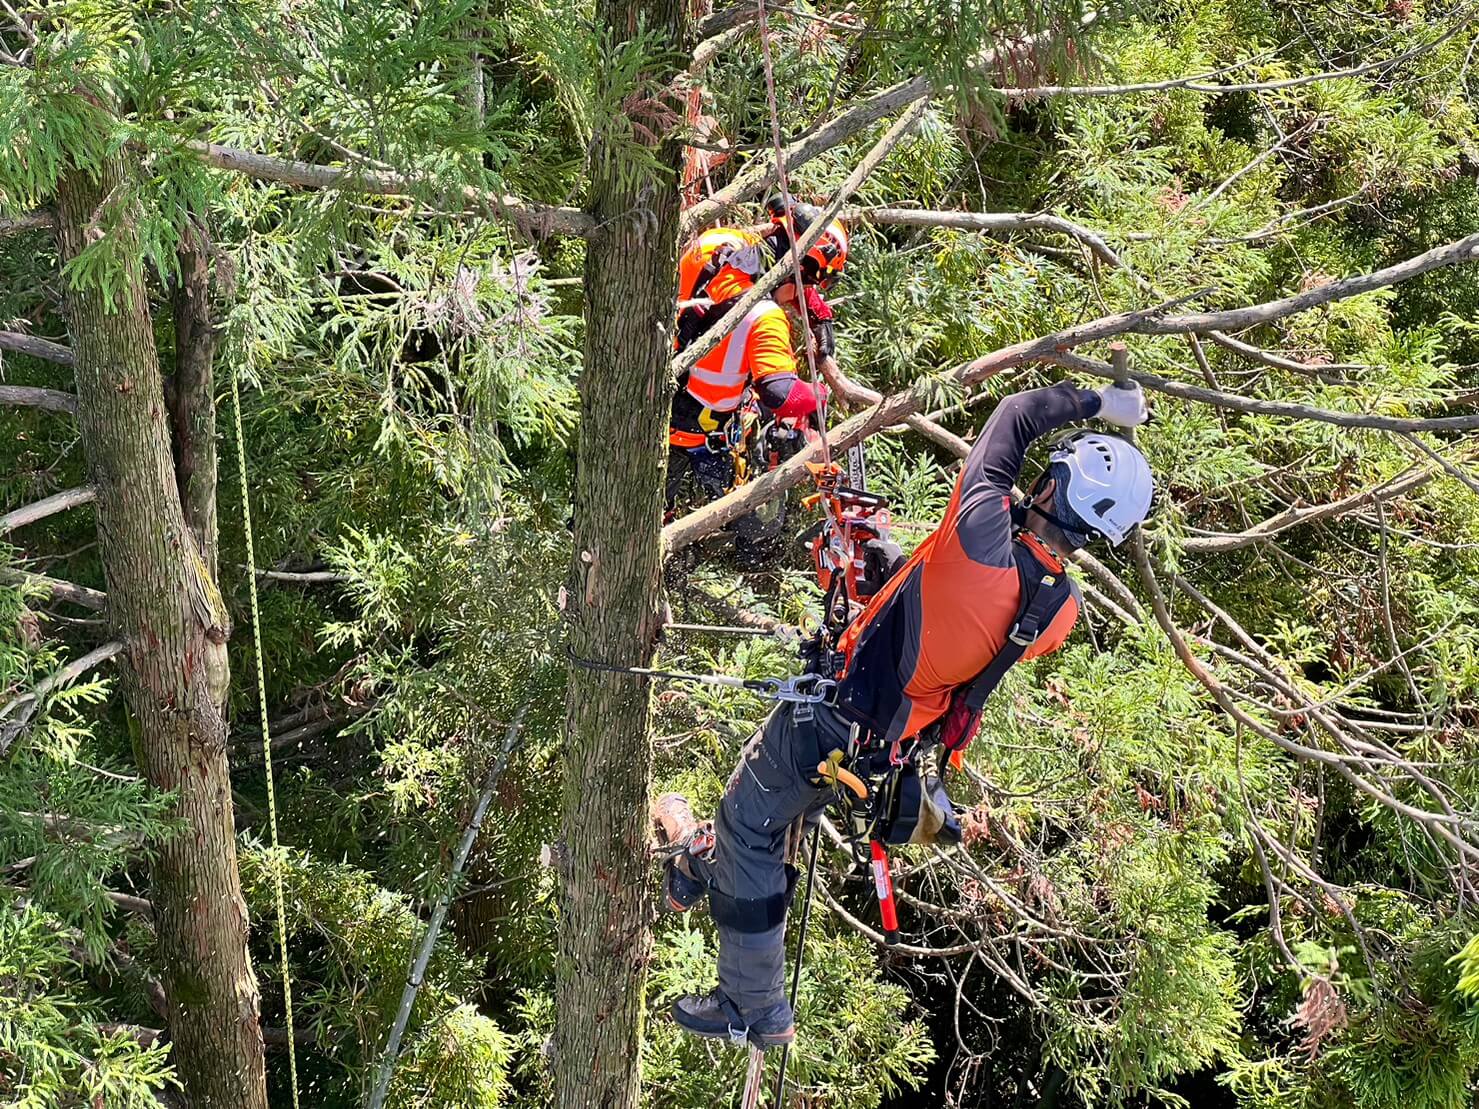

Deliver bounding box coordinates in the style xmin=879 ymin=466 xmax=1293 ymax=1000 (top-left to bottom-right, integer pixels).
xmin=1048 ymin=432 xmax=1153 ymax=546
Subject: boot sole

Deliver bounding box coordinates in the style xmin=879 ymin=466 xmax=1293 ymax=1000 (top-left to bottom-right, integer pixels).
xmin=673 ymin=1020 xmax=794 ymax=1049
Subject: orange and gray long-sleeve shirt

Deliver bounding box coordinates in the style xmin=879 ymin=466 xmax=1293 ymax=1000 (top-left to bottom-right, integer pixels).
xmin=833 ymin=383 xmax=1102 ymax=744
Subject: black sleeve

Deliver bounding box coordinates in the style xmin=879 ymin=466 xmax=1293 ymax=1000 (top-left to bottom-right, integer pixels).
xmin=961 ymin=384 xmax=1101 ymax=501
xmin=953 ymin=384 xmax=1101 ymax=566
xmin=754 ymin=372 xmax=799 ymax=411
xmin=813 ymin=318 xmax=835 ymax=358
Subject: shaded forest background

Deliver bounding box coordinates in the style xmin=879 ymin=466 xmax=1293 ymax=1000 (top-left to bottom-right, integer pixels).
xmin=3 ymin=0 xmax=1479 ymax=1105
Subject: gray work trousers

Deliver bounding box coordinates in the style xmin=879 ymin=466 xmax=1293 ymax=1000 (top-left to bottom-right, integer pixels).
xmin=686 ymin=700 xmax=852 ymax=1013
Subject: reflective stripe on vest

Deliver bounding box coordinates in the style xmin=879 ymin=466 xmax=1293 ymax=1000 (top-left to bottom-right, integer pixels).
xmin=685 ymin=299 xmax=778 ymax=413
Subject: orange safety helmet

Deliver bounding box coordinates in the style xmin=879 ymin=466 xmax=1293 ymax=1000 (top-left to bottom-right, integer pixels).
xmin=764 ymin=198 xmax=848 ymax=287
xmin=678 ymin=227 xmax=768 ymax=304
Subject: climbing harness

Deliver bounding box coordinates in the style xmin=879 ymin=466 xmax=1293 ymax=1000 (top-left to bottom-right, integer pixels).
xmin=229 ymin=371 xmax=301 ymax=1109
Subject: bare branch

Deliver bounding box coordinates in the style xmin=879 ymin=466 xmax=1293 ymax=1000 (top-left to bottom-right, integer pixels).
xmin=1054 ymin=350 xmax=1479 ymax=433
xmin=184 ymin=141 xmax=596 ymax=238
xmin=1202 ymin=331 xmax=1361 ymax=381
xmin=0 ymin=210 xmax=53 ymax=236
xmin=0 ymin=486 xmax=97 ymax=535
xmin=662 ymin=295 xmax=1199 ymax=553
xmin=1143 ymin=233 xmax=1479 ymax=334
xmin=0 ymin=330 xmax=75 ymax=366
xmin=1182 ymin=462 xmax=1452 ymax=552
xmin=0 ymin=568 xmax=106 ymax=610
xmin=250 ymin=566 xmax=351 ymax=584
xmin=0 ymin=385 xmax=77 ymax=414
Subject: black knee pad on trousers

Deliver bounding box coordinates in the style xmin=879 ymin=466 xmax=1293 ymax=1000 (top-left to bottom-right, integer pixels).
xmin=710 ymin=864 xmax=799 ymax=934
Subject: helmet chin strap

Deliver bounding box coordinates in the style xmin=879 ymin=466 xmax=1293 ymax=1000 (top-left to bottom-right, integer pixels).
xmin=1023 ymin=502 xmax=1095 ymax=551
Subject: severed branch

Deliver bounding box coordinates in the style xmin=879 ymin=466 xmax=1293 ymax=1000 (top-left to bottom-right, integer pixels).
xmin=1201 ymin=331 xmax=1361 ymax=381
xmin=184 ymin=141 xmax=595 ymax=239
xmin=1143 ymin=232 xmax=1479 ymax=335
xmin=0 ymin=330 xmax=75 ymax=366
xmin=366 ymin=704 xmax=529 ymax=1109
xmin=0 ymin=486 xmax=97 ymax=535
xmin=662 ymin=295 xmax=1199 ymax=552
xmin=0 ymin=385 xmax=77 ymax=414
xmin=0 ymin=210 xmax=53 ymax=236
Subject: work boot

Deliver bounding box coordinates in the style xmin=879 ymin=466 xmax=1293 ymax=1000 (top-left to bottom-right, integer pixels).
xmin=672 ymin=989 xmax=795 ymax=1049
xmin=652 ymin=792 xmax=711 ymax=912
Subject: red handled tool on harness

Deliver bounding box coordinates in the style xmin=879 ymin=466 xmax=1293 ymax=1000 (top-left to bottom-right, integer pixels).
xmin=869 ymin=839 xmax=901 ymax=945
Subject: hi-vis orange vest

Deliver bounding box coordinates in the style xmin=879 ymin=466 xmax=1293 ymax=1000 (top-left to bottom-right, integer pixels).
xmin=684 ymin=298 xmax=792 ymax=413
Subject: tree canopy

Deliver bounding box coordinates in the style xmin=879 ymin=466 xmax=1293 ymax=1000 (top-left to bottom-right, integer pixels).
xmin=3 ymin=0 xmax=1479 ymax=1105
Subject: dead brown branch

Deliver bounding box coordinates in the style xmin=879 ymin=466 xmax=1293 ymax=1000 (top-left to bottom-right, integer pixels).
xmin=0 ymin=486 xmax=97 ymax=535
xmin=0 ymin=385 xmax=78 ymax=414
xmin=0 ymin=330 xmax=75 ymax=366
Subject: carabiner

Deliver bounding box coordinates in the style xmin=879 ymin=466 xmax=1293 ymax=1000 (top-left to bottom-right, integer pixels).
xmin=751 ymin=674 xmax=837 ymax=704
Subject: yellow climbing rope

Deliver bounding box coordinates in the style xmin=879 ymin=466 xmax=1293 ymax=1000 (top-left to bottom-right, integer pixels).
xmin=230 ymin=369 xmax=301 ymax=1109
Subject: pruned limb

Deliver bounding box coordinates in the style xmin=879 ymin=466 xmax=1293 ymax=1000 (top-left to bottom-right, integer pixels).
xmin=663 ymin=296 xmax=1192 ymax=553
xmin=0 ymin=330 xmax=75 ymax=366
xmin=0 ymin=568 xmax=106 ymax=609
xmin=250 ymin=566 xmax=352 ymax=584
xmin=0 ymin=486 xmax=97 ymax=535
xmin=1203 ymin=331 xmax=1363 ymax=380
xmin=0 ymin=210 xmax=53 ymax=236
xmin=1142 ymin=233 xmax=1479 ymax=335
xmin=185 ymin=141 xmax=595 ymax=239
xmin=0 ymin=385 xmax=77 ymax=414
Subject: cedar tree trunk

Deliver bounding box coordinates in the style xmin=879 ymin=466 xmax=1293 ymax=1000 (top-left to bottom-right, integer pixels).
xmin=56 ymin=160 xmax=269 ymax=1109
xmin=552 ymin=0 xmax=686 ymax=1103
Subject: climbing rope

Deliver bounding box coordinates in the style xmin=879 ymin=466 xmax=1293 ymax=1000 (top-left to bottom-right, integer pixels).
xmin=230 ymin=370 xmax=301 ymax=1109
xmin=756 ymin=0 xmax=839 ymax=493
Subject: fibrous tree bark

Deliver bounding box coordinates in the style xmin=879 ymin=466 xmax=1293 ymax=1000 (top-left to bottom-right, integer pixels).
xmin=553 ymin=0 xmax=686 ymax=1104
xmin=169 ymin=219 xmax=223 ymax=578
xmin=56 ymin=158 xmax=268 ymax=1109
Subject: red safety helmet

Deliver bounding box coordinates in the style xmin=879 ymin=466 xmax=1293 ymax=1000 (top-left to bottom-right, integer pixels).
xmin=764 ymin=198 xmax=848 ymax=287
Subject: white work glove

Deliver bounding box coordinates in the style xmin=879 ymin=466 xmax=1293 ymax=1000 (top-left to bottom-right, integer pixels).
xmin=1095 ymin=381 xmax=1149 ymax=428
